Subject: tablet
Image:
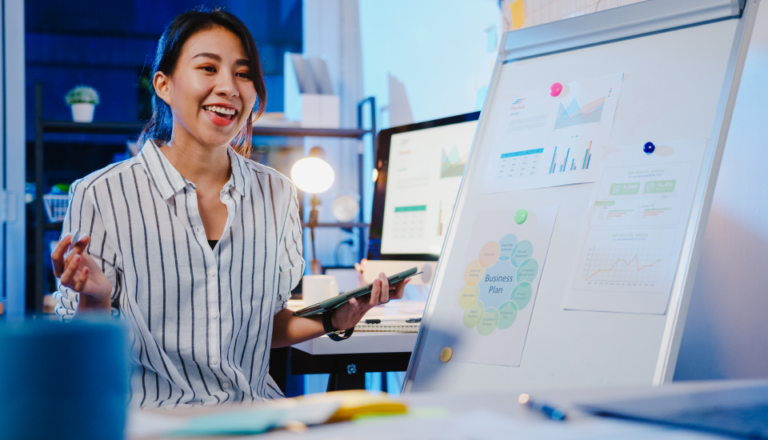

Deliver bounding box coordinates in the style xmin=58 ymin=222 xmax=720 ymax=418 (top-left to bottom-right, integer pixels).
xmin=293 ymin=267 xmax=419 ymax=317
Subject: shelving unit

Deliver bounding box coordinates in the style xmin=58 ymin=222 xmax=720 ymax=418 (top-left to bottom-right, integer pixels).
xmin=33 ymin=84 xmax=377 ymax=313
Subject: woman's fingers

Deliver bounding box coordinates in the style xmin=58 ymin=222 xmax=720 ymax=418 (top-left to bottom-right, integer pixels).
xmin=51 ymin=234 xmax=73 ymax=277
xmin=63 ymin=235 xmax=91 ymax=270
xmin=378 ymin=273 xmax=390 ymax=304
xmin=392 ymin=278 xmax=409 ymax=300
xmin=60 ymin=254 xmax=82 ymax=286
xmin=369 ymin=278 xmax=382 ymax=306
xmin=71 ymin=235 xmax=90 ymax=254
xmin=74 ymin=267 xmax=89 ymax=292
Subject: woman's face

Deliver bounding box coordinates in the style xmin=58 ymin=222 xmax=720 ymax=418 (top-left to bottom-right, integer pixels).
xmin=156 ymin=26 xmax=257 ymax=149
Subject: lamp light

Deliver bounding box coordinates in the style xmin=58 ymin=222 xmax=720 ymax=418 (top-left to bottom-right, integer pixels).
xmin=291 ymin=146 xmax=335 ymax=274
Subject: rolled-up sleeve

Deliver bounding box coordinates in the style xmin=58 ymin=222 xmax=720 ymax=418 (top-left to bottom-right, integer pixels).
xmin=53 ymin=180 xmax=121 ymax=320
xmin=275 ymin=184 xmax=304 ymax=314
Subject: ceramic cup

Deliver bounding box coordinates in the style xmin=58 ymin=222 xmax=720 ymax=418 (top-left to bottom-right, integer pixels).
xmin=302 ymin=275 xmax=339 ymax=306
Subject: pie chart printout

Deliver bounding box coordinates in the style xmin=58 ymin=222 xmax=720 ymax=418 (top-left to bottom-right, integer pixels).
xmin=449 ymin=206 xmax=558 ymax=367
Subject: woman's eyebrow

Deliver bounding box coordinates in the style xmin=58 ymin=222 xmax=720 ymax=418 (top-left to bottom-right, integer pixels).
xmin=193 ymin=52 xmax=221 ymax=61
xmin=193 ymin=53 xmax=249 ymax=66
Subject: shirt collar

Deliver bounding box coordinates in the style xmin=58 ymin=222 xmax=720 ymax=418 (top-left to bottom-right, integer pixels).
xmin=138 ymin=140 xmax=187 ymax=200
xmin=139 ymin=140 xmax=252 ymax=201
xmin=226 ymin=146 xmax=252 ymax=201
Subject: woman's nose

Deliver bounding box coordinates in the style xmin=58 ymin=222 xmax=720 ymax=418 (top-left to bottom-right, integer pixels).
xmin=214 ymin=71 xmax=239 ymax=98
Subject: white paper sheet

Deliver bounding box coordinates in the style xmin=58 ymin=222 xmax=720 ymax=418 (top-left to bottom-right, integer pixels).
xmin=563 ymin=138 xmax=707 ymax=314
xmin=437 ymin=206 xmax=560 ymax=367
xmin=481 ymin=73 xmax=623 ymax=193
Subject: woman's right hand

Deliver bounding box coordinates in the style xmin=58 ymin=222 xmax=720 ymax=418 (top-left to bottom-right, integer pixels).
xmin=52 ymin=233 xmax=113 ymax=311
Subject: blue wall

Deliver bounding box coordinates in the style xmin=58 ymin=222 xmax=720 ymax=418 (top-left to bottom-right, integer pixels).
xmin=26 ymin=0 xmax=302 ymax=140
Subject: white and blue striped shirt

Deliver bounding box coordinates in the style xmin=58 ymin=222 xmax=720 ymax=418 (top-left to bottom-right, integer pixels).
xmin=54 ymin=140 xmax=304 ymax=407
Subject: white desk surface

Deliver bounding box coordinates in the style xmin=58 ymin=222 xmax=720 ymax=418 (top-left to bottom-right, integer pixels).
xmin=128 ymin=379 xmax=768 ymax=439
xmin=287 ymin=300 xmax=423 ymax=355
xmin=256 ymin=380 xmax=766 ymax=439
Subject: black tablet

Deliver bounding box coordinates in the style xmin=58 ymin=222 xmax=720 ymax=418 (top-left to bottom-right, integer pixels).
xmin=293 ymin=267 xmax=419 ymax=317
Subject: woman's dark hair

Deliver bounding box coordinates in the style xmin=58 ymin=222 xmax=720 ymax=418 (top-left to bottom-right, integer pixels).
xmin=139 ymin=8 xmax=266 ymax=157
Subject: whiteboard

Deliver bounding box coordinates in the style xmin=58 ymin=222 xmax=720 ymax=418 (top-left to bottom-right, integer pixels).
xmin=405 ymin=0 xmax=758 ymax=392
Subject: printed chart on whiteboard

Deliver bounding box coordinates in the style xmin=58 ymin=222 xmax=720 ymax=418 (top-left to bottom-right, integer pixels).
xmin=446 ymin=206 xmax=558 ymax=367
xmin=481 ymin=73 xmax=624 ymax=193
xmin=563 ymin=138 xmax=707 ymax=315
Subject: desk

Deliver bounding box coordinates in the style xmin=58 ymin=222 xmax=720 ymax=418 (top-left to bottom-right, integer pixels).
xmin=128 ymin=380 xmax=768 ymax=439
xmin=275 ymin=300 xmax=423 ymax=392
xmin=257 ymin=380 xmax=767 ymax=439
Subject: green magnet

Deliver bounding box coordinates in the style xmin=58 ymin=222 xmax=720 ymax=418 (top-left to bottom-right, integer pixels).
xmin=514 ymin=209 xmax=528 ymax=225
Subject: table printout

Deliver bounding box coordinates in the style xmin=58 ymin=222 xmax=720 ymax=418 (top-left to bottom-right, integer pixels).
xmin=481 ymin=73 xmax=623 ymax=193
xmin=445 ymin=206 xmax=558 ymax=367
xmin=563 ymin=138 xmax=707 ymax=314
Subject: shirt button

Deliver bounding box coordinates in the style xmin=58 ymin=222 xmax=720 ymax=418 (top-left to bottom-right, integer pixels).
xmin=212 ymin=358 xmax=220 ymax=367
xmin=209 ymin=269 xmax=216 ymax=277
xmin=222 ymin=382 xmax=231 ymax=389
xmin=211 ymin=311 xmax=219 ymax=320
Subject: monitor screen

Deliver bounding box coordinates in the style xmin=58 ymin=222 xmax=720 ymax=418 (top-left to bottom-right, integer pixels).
xmin=369 ymin=113 xmax=479 ymax=259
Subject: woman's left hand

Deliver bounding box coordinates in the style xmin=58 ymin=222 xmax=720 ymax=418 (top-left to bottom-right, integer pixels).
xmin=331 ymin=273 xmax=410 ymax=330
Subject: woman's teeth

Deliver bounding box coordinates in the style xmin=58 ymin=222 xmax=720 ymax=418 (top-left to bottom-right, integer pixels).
xmin=204 ymin=105 xmax=236 ymax=117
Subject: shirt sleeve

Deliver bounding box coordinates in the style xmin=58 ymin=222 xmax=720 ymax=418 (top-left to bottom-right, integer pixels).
xmin=275 ymin=183 xmax=305 ymax=314
xmin=53 ymin=180 xmax=122 ymax=320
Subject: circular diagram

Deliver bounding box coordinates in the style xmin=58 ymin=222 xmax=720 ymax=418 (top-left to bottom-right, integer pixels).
xmin=458 ymin=234 xmax=538 ymax=336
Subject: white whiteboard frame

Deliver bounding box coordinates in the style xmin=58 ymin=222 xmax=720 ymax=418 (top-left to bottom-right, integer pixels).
xmin=404 ymin=0 xmax=758 ymax=392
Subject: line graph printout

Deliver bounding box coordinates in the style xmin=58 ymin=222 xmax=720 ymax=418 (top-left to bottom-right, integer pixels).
xmin=481 ymin=73 xmax=624 ymax=193
xmin=564 ymin=138 xmax=707 ymax=315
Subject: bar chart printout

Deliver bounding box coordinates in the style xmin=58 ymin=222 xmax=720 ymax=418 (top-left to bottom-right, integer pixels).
xmin=482 ymin=72 xmax=623 ymax=193
xmin=549 ymin=141 xmax=593 ymax=174
xmin=563 ymin=138 xmax=707 ymax=315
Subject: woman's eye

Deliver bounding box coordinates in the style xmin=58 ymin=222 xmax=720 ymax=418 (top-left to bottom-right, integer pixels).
xmin=200 ymin=66 xmax=216 ymax=73
xmin=236 ymin=72 xmax=251 ymax=79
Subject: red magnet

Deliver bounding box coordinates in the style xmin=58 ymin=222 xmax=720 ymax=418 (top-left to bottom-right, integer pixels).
xmin=550 ymin=82 xmax=563 ymax=97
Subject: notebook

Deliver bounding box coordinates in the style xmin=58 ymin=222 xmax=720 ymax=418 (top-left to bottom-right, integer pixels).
xmin=354 ymin=321 xmax=420 ymax=333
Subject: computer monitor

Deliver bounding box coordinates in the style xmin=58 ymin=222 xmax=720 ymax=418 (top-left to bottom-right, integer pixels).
xmin=364 ymin=112 xmax=480 ymax=285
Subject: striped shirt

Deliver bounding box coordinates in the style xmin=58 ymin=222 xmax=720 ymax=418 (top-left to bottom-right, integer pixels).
xmin=53 ymin=140 xmax=304 ymax=407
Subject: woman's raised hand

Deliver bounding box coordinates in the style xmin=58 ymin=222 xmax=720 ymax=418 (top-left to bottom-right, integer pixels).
xmin=51 ymin=233 xmax=113 ymax=311
xmin=330 ymin=272 xmax=409 ymax=331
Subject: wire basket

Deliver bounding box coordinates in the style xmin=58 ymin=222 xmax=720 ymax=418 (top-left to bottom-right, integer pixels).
xmin=43 ymin=194 xmax=69 ymax=223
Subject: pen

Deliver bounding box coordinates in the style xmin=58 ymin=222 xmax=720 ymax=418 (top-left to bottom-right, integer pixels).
xmin=518 ymin=393 xmax=567 ymax=421
xmin=68 ymin=229 xmax=80 ymax=251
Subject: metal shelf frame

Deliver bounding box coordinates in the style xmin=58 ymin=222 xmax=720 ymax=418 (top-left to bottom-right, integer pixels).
xmin=33 ymin=84 xmax=376 ymax=313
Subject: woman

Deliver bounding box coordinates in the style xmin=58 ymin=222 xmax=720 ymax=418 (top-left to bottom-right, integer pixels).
xmin=51 ymin=9 xmax=407 ymax=407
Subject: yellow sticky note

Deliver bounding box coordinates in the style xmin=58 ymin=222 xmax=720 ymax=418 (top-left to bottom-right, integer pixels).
xmin=300 ymin=390 xmax=408 ymax=424
xmin=510 ymin=0 xmax=525 ymax=30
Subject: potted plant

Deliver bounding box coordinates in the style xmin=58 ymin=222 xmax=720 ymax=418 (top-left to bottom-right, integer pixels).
xmin=65 ymin=86 xmax=100 ymax=123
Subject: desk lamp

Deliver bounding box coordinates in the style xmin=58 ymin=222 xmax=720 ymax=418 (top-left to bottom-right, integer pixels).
xmin=291 ymin=146 xmax=335 ymax=274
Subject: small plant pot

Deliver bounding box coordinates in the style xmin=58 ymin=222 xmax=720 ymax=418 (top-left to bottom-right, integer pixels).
xmin=71 ymin=103 xmax=95 ymax=123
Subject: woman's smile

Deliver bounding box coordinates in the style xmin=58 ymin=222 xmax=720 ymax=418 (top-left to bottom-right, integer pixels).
xmin=202 ymin=103 xmax=238 ymax=126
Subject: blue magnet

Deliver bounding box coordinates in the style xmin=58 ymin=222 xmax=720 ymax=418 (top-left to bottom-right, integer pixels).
xmin=643 ymin=142 xmax=655 ymax=154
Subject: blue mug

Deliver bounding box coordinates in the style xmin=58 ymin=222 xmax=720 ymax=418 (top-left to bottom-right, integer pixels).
xmin=0 ymin=316 xmax=129 ymax=439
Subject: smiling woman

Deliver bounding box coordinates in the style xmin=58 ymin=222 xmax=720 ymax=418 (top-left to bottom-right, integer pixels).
xmin=139 ymin=10 xmax=266 ymax=157
xmin=49 ymin=8 xmax=409 ymax=408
